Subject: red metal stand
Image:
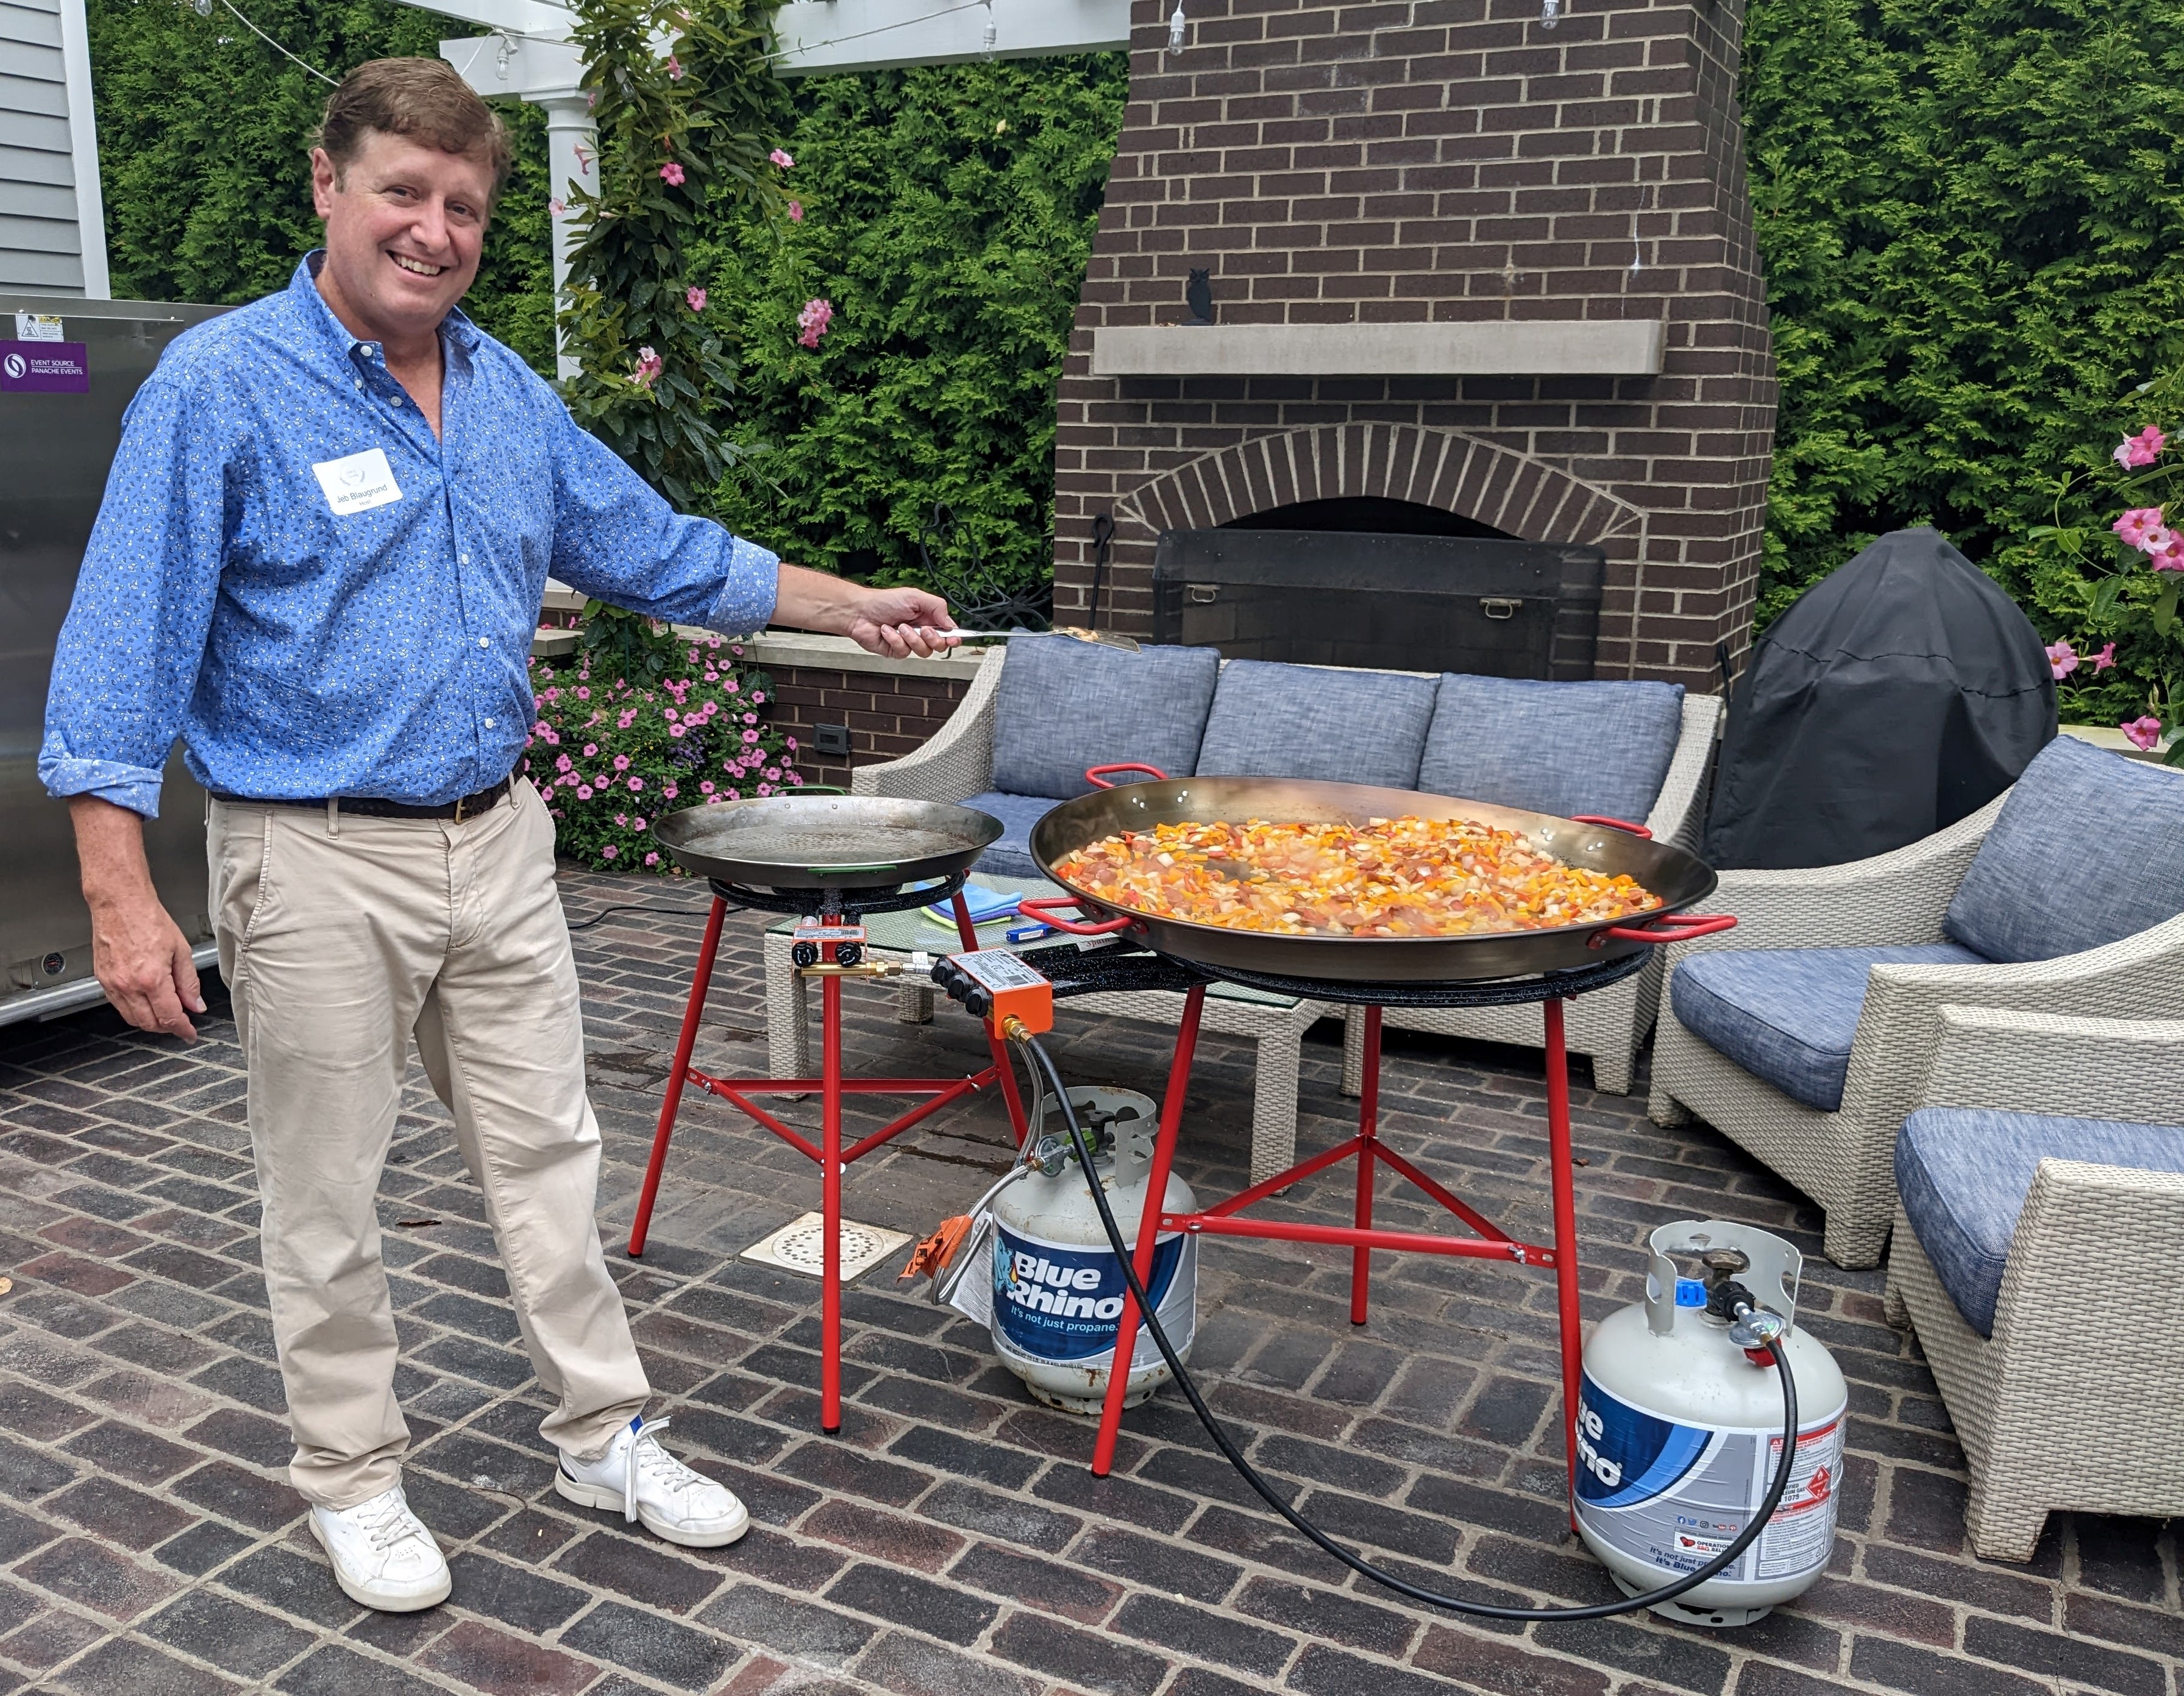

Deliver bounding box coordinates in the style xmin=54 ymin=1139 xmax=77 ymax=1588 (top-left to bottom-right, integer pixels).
xmin=1092 ymin=990 xmax=1590 ymax=1511
xmin=629 ymin=890 xmax=1030 ymax=1432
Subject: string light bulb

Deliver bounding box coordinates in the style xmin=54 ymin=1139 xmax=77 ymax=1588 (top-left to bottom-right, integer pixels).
xmin=981 ymin=0 xmax=996 ymax=54
xmin=1168 ymin=3 xmax=1187 ymax=51
xmin=1538 ymin=0 xmax=1563 ymax=25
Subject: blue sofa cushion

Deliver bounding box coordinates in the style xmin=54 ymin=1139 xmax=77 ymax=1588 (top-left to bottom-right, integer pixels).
xmin=1944 ymin=734 xmax=2184 ymax=963
xmin=1193 ymin=659 xmax=1440 ymax=789
xmin=1418 ymin=674 xmax=1686 ymax=823
xmin=962 ymin=791 xmax=1064 ymax=882
xmin=1670 ymin=945 xmax=1985 ymax=1112
xmin=1897 ymin=1107 xmax=2184 ymax=1336
xmin=991 ymin=636 xmax=1222 ymax=801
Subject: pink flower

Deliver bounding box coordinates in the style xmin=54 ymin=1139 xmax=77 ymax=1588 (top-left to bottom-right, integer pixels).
xmin=2114 ymin=425 xmax=2166 ymax=469
xmin=724 ymin=787 xmax=740 ymax=800
xmin=785 ymin=736 xmax=798 ymax=750
xmin=645 ymin=851 xmax=660 ymax=865
xmin=548 ymin=196 xmax=566 ymax=217
xmin=756 ymin=783 xmax=772 ymax=796
xmin=613 ymin=754 xmax=631 ymax=771
xmin=700 ymin=781 xmax=715 ymax=794
xmin=2152 ymin=537 xmax=2184 ymax=573
xmin=742 ymin=728 xmax=760 ymax=743
xmin=669 ymin=723 xmax=686 ymax=737
xmin=633 ymin=816 xmax=646 ymax=830
xmin=686 ymin=286 xmax=706 ymax=313
xmin=583 ymin=742 xmax=599 ymax=757
xmin=633 ymin=346 xmax=663 ymax=387
xmin=629 ymin=776 xmax=644 ymax=791
xmin=2046 ymin=639 xmax=2079 ymax=680
xmin=614 ymin=812 xmax=630 ymax=826
xmin=752 ymin=691 xmax=766 ymax=704
xmin=666 ymin=54 xmax=683 ymax=79
xmin=770 ymin=147 xmax=794 ymax=168
xmin=797 ymin=297 xmax=834 ymax=349
xmin=602 ymin=845 xmax=619 ymax=860
xmin=2093 ymin=642 xmax=2116 ymax=672
xmin=663 ymin=783 xmax=678 ymax=798
xmin=2122 ymin=716 xmax=2163 ymax=751
xmin=743 ymin=712 xmax=758 ymax=725
xmin=577 ymin=784 xmax=594 ymax=800
xmin=788 ymin=199 xmax=804 ymax=222
xmin=660 ymin=160 xmax=686 ymax=186
xmin=556 ymin=753 xmax=573 ymax=772
xmin=2113 ymin=507 xmax=2170 ymax=553
xmin=577 ymin=688 xmax=590 ymax=701
xmin=788 ymin=771 xmax=804 ymax=786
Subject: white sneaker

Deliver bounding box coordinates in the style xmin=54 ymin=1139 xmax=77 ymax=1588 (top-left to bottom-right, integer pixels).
xmin=555 ymin=1415 xmax=750 ymax=1548
xmin=307 ymin=1484 xmax=451 ymax=1612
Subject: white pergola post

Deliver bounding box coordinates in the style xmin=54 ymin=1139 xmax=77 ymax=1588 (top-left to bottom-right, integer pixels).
xmin=422 ymin=0 xmax=1129 ymax=371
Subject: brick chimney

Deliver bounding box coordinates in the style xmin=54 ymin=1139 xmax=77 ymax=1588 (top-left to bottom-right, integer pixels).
xmin=1051 ymin=0 xmax=1776 ymax=687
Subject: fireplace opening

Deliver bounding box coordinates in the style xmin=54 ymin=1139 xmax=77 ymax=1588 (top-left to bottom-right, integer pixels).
xmin=1152 ymin=501 xmax=1604 ymax=680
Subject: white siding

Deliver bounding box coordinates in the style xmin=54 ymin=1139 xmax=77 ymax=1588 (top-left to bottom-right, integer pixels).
xmin=0 ymin=0 xmax=105 ymax=296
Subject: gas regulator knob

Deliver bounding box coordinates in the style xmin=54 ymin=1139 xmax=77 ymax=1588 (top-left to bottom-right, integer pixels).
xmin=1728 ymin=1305 xmax=1785 ymax=1350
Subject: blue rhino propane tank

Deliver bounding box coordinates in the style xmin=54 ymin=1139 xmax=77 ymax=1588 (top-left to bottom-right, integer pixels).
xmin=1575 ymin=1220 xmax=1848 ymax=1628
xmin=987 ymin=1087 xmax=1196 ymax=1414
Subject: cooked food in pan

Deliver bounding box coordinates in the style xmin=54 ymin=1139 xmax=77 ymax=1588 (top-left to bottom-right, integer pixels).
xmin=1051 ymin=815 xmax=1663 ymax=937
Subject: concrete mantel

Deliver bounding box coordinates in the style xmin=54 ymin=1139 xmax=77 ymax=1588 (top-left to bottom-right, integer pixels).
xmin=1089 ymin=321 xmax=1667 ymax=380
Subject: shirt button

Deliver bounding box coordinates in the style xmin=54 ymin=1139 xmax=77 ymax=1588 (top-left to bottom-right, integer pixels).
xmin=483 ymin=717 xmax=496 ymax=728
xmin=478 ymin=637 xmax=491 ymax=649
xmin=391 ymin=395 xmax=404 ymax=407
xmin=354 ymin=379 xmax=363 ymax=391
xmin=459 ymin=553 xmax=471 ymax=564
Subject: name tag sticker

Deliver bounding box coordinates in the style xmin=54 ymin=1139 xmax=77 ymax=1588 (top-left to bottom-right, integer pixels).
xmin=311 ymin=448 xmax=402 ymax=516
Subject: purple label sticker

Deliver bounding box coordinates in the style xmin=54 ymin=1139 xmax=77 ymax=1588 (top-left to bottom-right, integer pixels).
xmin=0 ymin=341 xmax=89 ymax=393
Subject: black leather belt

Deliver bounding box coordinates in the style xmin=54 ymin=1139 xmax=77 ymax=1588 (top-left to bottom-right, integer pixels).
xmin=209 ymin=775 xmax=514 ymax=822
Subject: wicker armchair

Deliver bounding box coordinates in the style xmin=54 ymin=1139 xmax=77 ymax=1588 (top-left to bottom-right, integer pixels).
xmin=1340 ymin=692 xmax=1721 ymax=1096
xmin=1648 ymin=774 xmax=2184 ymax=1268
xmin=1883 ymin=1006 xmax=2184 ymax=1560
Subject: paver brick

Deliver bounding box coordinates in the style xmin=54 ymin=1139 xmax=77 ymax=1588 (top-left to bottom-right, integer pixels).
xmin=445 ymin=1550 xmax=590 ymax=1631
xmin=697 ymin=1582 xmax=878 ymax=1667
xmin=16 ymin=1535 xmax=177 ymax=1621
xmin=141 ymin=1586 xmax=316 ymax=1679
xmin=558 ymin=1597 xmax=743 ymax=1690
xmin=419 ymin=1620 xmax=600 ymax=1696
xmin=52 ymin=1634 xmax=243 ymax=1696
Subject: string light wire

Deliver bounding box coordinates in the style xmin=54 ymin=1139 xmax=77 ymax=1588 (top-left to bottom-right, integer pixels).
xmin=212 ymin=0 xmax=338 ymax=85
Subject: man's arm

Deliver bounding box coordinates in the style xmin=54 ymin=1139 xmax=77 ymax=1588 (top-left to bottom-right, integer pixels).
xmin=773 ymin=564 xmax=961 ymax=658
xmin=69 ymin=797 xmax=206 ymax=1041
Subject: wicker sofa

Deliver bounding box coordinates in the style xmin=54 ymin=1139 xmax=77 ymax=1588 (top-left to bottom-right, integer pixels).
xmin=1649 ymin=734 xmax=2184 ymax=1268
xmin=847 ymin=634 xmax=1717 ymax=1177
xmin=1884 ymin=1005 xmax=2184 ymax=1560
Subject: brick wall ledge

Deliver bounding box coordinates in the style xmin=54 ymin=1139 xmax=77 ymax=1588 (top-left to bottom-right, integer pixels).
xmin=1089 ymin=321 xmax=1668 ymax=379
xmin=733 ymin=628 xmax=991 ymax=682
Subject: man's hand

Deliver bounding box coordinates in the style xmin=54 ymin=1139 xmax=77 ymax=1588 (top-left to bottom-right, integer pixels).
xmin=68 ymin=796 xmax=205 ymax=1042
xmin=772 ymin=565 xmax=963 ymax=659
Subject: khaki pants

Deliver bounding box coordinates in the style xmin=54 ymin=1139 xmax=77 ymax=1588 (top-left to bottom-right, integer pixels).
xmin=210 ymin=778 xmax=649 ymax=1508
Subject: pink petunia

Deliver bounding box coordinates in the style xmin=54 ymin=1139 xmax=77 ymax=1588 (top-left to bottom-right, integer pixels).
xmin=2113 ymin=507 xmax=2170 ymax=552
xmin=577 ymin=784 xmax=594 ymax=799
xmin=556 ymin=753 xmax=573 ymax=772
xmin=756 ymin=784 xmax=772 ymax=796
xmin=770 ymin=147 xmax=794 ymax=168
xmin=660 ymin=160 xmax=686 ymax=186
xmin=577 ymin=687 xmax=590 ymax=700
xmin=2122 ymin=715 xmax=2163 ymax=751
xmin=2113 ymin=425 xmax=2166 ymax=469
xmin=549 ymin=196 xmax=566 ymax=217
xmin=602 ymin=845 xmax=618 ymax=860
xmin=614 ymin=812 xmax=629 ymax=827
xmin=752 ymin=690 xmax=766 ymax=705
xmin=583 ymin=742 xmax=599 ymax=757
xmin=645 ymin=851 xmax=660 ymax=865
xmin=666 ymin=54 xmax=683 ymax=79
xmin=788 ymin=199 xmax=804 ymax=222
xmin=724 ymin=788 xmax=740 ymax=800
xmin=742 ymin=728 xmax=760 ymax=743
xmin=797 ymin=297 xmax=833 ymax=349
xmin=2046 ymin=639 xmax=2079 ymax=681
xmin=686 ymin=286 xmax=707 ymax=313
xmin=613 ymin=754 xmax=632 ymax=771
xmin=663 ymin=783 xmax=678 ymax=798
xmin=633 ymin=817 xmax=646 ymax=830
xmin=670 ymin=723 xmax=686 ymax=737
xmin=2093 ymin=642 xmax=2117 ymax=672
xmin=700 ymin=780 xmax=715 ymax=795
xmin=743 ymin=712 xmax=758 ymax=725
xmin=629 ymin=776 xmax=644 ymax=791
xmin=785 ymin=736 xmax=798 ymax=750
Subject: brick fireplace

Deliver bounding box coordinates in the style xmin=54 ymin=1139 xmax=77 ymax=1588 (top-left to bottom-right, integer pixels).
xmin=1050 ymin=0 xmax=1776 ymax=688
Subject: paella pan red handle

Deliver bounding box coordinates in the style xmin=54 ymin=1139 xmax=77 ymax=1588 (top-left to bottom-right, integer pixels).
xmin=1570 ymin=814 xmax=1653 ymax=840
xmin=1016 ymin=895 xmax=1135 ymax=935
xmin=1084 ymin=763 xmax=1172 ymax=790
xmin=1590 ymin=912 xmax=1737 ymax=947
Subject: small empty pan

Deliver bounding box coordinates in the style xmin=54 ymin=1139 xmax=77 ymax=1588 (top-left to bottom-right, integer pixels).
xmin=652 ymin=795 xmax=1003 ymax=891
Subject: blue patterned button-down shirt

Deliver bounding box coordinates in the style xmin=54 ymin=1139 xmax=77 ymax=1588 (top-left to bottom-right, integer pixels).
xmin=40 ymin=254 xmax=779 ymax=815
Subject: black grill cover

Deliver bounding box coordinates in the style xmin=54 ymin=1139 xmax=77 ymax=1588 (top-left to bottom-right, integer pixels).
xmin=1704 ymin=528 xmax=2056 ymax=870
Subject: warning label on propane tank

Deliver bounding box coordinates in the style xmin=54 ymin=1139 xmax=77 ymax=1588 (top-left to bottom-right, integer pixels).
xmin=1573 ymin=1374 xmax=1843 ymax=1586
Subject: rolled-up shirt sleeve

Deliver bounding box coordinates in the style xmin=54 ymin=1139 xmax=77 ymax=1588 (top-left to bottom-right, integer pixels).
xmin=547 ymin=404 xmax=779 ymax=634
xmin=39 ymin=372 xmax=232 ymax=819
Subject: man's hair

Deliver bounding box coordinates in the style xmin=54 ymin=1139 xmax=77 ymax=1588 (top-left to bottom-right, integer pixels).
xmin=315 ymin=58 xmax=512 ymax=203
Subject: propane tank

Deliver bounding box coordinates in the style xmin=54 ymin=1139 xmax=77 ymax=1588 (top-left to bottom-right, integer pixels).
xmin=1574 ymin=1220 xmax=1849 ymax=1628
xmin=987 ymin=1087 xmax=1196 ymax=1415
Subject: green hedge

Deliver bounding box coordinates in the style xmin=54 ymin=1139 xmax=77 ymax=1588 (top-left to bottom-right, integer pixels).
xmin=1746 ymin=0 xmax=2184 ymax=718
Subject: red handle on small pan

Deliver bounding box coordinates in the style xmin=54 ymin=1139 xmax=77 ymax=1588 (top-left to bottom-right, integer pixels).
xmin=1592 ymin=912 xmax=1738 ymax=947
xmin=1084 ymin=763 xmax=1171 ymax=790
xmin=1017 ymin=895 xmax=1135 ymax=936
xmin=1570 ymin=814 xmax=1653 ymax=839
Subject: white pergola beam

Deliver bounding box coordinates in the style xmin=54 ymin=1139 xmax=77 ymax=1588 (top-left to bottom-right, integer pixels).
xmin=409 ymin=0 xmax=573 ymax=40
xmin=772 ymin=0 xmax=1129 ymax=76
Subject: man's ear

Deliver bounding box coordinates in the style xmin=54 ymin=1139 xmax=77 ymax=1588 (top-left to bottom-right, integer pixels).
xmin=310 ymin=146 xmax=340 ymax=219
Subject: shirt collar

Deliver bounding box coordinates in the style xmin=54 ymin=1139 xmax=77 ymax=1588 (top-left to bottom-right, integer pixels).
xmin=291 ymin=250 xmax=483 ymax=368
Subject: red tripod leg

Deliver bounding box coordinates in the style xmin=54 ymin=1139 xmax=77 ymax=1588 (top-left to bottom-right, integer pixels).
xmin=1091 ymin=984 xmax=1206 ymax=1477
xmin=821 ymin=965 xmax=844 ymax=1433
xmin=1544 ymin=996 xmax=1584 ymax=1525
xmin=630 ymin=895 xmax=727 ymax=1257
xmin=1351 ymin=1005 xmax=1383 ymax=1325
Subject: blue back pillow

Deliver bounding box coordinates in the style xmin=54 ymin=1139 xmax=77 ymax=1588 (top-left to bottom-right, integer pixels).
xmin=991 ymin=636 xmax=1222 ymax=800
xmin=1418 ymin=674 xmax=1685 ymax=822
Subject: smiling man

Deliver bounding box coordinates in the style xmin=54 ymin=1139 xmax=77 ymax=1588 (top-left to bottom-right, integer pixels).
xmin=40 ymin=59 xmax=959 ymax=1614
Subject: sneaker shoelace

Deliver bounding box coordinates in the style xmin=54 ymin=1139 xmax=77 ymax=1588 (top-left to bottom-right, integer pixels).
xmin=357 ymin=1491 xmax=430 ymax=1553
xmin=619 ymin=1416 xmax=705 ymax=1524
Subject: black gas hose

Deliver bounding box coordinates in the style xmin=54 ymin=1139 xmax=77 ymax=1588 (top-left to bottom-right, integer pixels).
xmin=1011 ymin=1031 xmax=1802 ymax=1624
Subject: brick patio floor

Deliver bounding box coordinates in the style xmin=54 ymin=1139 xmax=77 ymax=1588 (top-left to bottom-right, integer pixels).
xmin=0 ymin=868 xmax=2177 ymax=1696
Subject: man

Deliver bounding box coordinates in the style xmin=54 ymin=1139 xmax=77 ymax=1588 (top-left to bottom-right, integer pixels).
xmin=40 ymin=58 xmax=958 ymax=1613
